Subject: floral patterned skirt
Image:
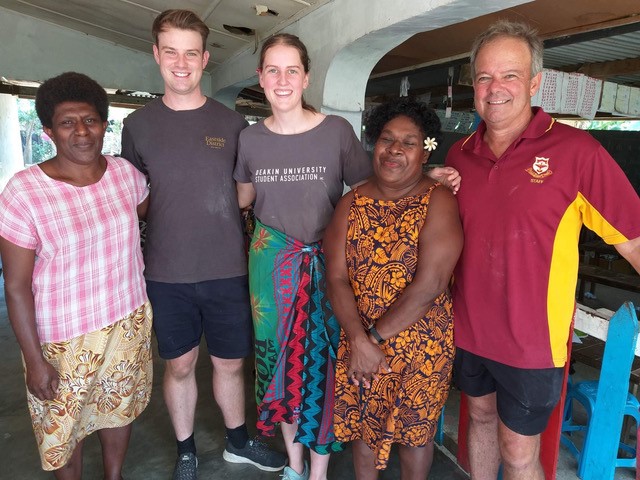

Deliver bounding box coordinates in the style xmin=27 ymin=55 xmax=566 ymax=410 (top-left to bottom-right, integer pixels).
xmin=333 ymin=295 xmax=454 ymax=470
xmin=26 ymin=302 xmax=153 ymax=471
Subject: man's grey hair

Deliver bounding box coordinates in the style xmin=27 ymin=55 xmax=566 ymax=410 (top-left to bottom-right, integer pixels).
xmin=469 ymin=20 xmax=544 ymax=79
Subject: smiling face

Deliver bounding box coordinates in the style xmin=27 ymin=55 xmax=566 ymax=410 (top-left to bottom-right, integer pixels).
xmin=373 ymin=115 xmax=428 ymax=189
xmin=473 ymin=35 xmax=541 ymax=134
xmin=43 ymin=101 xmax=107 ymax=166
xmin=153 ymin=27 xmax=209 ymax=101
xmin=258 ymin=43 xmax=309 ymax=114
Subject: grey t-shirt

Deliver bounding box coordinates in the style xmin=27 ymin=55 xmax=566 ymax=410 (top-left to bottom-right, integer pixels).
xmin=121 ymin=97 xmax=249 ymax=283
xmin=234 ymin=115 xmax=372 ymax=243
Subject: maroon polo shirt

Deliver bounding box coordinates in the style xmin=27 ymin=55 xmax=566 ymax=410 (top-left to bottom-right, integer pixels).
xmin=446 ymin=108 xmax=640 ymax=368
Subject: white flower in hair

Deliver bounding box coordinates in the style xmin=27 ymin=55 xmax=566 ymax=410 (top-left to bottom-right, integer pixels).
xmin=423 ymin=137 xmax=438 ymax=151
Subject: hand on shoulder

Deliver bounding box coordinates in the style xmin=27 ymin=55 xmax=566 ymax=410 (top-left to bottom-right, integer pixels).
xmin=427 ymin=166 xmax=461 ymax=194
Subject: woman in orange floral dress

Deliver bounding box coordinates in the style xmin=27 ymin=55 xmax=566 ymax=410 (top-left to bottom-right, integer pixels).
xmin=0 ymin=72 xmax=152 ymax=479
xmin=325 ymin=97 xmax=463 ymax=479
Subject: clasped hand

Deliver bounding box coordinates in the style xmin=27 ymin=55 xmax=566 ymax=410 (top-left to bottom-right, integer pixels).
xmin=347 ymin=335 xmax=391 ymax=388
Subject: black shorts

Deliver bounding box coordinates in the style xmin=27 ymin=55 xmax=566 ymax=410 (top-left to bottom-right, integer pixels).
xmin=454 ymin=348 xmax=564 ymax=436
xmin=147 ymin=276 xmax=253 ymax=360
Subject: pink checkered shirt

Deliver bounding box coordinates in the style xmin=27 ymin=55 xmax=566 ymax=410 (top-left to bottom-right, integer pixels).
xmin=0 ymin=156 xmax=149 ymax=342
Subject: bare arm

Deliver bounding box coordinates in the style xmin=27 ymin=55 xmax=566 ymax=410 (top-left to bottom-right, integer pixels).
xmin=427 ymin=166 xmax=461 ymax=194
xmin=237 ymin=182 xmax=256 ymax=209
xmin=325 ymin=192 xmax=390 ymax=387
xmin=137 ymin=195 xmax=149 ymax=220
xmin=374 ymin=186 xmax=463 ymax=340
xmin=0 ymin=237 xmax=59 ymax=400
xmin=615 ymin=236 xmax=640 ymax=274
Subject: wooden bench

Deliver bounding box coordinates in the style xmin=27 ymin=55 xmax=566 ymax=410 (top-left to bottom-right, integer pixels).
xmin=577 ymin=264 xmax=640 ymax=301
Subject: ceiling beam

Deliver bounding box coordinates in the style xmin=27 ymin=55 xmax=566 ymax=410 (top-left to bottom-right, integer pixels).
xmin=202 ymin=0 xmax=224 ymax=23
xmin=115 ymin=0 xmax=160 ymax=15
xmin=557 ymin=58 xmax=640 ymax=79
xmin=543 ymin=19 xmax=640 ymax=48
xmin=0 ymin=83 xmax=154 ymax=106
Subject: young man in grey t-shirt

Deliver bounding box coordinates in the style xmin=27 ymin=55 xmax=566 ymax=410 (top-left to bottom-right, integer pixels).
xmin=121 ymin=10 xmax=286 ymax=479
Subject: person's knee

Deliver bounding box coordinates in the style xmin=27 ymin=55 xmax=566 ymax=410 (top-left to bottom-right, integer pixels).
xmin=468 ymin=394 xmax=498 ymax=425
xmin=211 ymin=356 xmax=244 ymax=376
xmin=396 ymin=443 xmax=435 ymax=479
xmin=469 ymin=405 xmax=498 ymax=424
xmin=352 ymin=440 xmax=377 ymax=474
xmin=499 ymin=430 xmax=540 ymax=471
xmin=165 ymin=350 xmax=198 ymax=379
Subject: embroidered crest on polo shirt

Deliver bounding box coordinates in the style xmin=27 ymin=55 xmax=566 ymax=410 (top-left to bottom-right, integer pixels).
xmin=526 ymin=156 xmax=553 ymax=182
xmin=205 ymin=136 xmax=226 ymax=149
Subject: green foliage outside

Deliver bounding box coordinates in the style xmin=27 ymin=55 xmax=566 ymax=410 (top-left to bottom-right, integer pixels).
xmin=558 ymin=119 xmax=640 ymax=131
xmin=18 ymin=99 xmax=53 ymax=165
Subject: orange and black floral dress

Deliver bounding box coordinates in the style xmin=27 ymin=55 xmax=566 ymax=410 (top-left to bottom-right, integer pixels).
xmin=333 ymin=184 xmax=454 ymax=470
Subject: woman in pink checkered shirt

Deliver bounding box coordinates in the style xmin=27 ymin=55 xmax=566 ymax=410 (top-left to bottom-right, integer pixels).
xmin=0 ymin=72 xmax=153 ymax=479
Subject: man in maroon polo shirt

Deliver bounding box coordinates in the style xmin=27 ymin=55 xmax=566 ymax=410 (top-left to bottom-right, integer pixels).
xmin=446 ymin=20 xmax=640 ymax=479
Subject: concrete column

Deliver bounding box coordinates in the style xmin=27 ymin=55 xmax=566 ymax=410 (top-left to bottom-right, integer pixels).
xmin=214 ymin=80 xmax=257 ymax=110
xmin=0 ymin=94 xmax=25 ymax=189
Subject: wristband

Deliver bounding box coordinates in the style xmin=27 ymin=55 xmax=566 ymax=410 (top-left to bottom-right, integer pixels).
xmin=368 ymin=324 xmax=384 ymax=344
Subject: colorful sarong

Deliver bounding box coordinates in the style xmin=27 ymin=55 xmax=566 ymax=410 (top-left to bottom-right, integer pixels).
xmin=249 ymin=220 xmax=342 ymax=454
xmin=27 ymin=302 xmax=153 ymax=471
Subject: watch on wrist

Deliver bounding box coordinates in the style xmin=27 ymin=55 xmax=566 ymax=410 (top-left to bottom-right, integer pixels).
xmin=368 ymin=324 xmax=384 ymax=344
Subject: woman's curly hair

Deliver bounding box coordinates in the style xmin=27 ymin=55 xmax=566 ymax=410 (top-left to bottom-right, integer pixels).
xmin=365 ymin=97 xmax=441 ymax=147
xmin=36 ymin=72 xmax=108 ymax=129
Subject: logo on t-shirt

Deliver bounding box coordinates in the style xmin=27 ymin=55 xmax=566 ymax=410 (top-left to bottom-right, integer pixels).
xmin=254 ymin=165 xmax=327 ymax=183
xmin=526 ymin=156 xmax=553 ymax=183
xmin=205 ymin=136 xmax=226 ymax=149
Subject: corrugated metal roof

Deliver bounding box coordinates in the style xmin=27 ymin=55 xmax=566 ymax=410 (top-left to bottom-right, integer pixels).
xmin=544 ymin=31 xmax=640 ymax=87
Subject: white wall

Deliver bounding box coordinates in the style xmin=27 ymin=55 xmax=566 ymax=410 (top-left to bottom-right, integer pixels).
xmin=0 ymin=7 xmax=208 ymax=95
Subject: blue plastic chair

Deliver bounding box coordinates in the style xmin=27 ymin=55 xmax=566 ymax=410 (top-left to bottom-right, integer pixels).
xmin=561 ymin=302 xmax=640 ymax=480
xmin=434 ymin=405 xmax=445 ymax=445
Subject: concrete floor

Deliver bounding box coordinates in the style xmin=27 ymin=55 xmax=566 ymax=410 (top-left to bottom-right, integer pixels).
xmin=1 ymin=275 xmax=637 ymax=479
xmin=0 ymin=275 xmax=467 ymax=480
